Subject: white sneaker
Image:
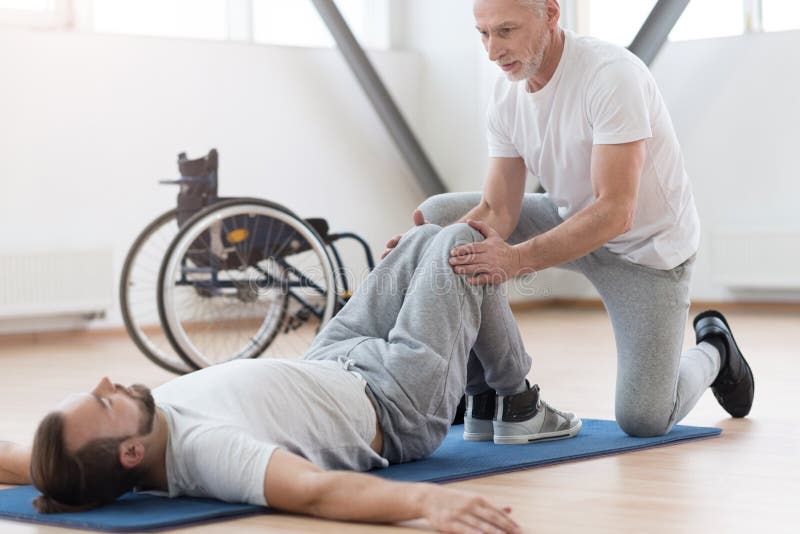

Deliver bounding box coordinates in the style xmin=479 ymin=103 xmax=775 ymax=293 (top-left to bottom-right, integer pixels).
xmin=493 ymin=383 xmax=582 ymax=445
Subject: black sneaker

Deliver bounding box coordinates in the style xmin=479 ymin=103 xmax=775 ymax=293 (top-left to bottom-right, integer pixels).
xmin=694 ymin=310 xmax=755 ymax=418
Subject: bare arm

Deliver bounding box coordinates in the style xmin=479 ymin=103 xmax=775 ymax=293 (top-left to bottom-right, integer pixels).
xmin=516 ymin=140 xmax=645 ymax=271
xmin=381 ymin=157 xmax=525 ymax=259
xmin=458 ymin=157 xmax=527 ymax=240
xmin=0 ymin=441 xmax=31 ymax=485
xmin=264 ymin=449 xmax=521 ymax=533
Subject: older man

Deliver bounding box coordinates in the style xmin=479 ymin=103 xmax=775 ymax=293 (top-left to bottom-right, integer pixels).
xmin=385 ymin=0 xmax=754 ymax=436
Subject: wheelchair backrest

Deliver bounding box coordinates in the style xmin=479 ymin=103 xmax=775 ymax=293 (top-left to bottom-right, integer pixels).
xmin=176 ymin=149 xmax=219 ymax=227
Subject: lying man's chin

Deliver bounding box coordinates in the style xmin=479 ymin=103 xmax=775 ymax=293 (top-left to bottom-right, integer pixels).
xmin=120 ymin=384 xmax=157 ymax=435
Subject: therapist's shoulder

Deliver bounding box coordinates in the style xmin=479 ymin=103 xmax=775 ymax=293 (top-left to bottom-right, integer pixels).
xmin=573 ymin=33 xmax=651 ymax=85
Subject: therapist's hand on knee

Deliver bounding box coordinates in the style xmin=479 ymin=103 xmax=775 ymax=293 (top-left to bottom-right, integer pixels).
xmin=449 ymin=219 xmax=525 ymax=285
xmin=380 ymin=209 xmax=427 ymax=259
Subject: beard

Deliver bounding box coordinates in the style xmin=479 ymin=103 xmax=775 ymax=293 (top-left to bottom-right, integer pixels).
xmin=504 ymin=28 xmax=550 ymax=82
xmin=116 ymin=383 xmax=156 ymax=436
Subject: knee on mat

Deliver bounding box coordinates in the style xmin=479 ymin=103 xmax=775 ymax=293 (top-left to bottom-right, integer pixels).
xmin=615 ymin=408 xmax=671 ymax=438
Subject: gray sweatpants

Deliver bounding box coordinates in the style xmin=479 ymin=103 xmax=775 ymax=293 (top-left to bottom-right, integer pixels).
xmin=304 ymin=223 xmax=532 ymax=463
xmin=417 ymin=192 xmax=721 ymax=437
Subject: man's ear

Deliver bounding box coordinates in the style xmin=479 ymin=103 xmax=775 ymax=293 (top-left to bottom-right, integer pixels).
xmin=546 ymin=0 xmax=560 ymax=29
xmin=118 ymin=440 xmax=145 ymax=470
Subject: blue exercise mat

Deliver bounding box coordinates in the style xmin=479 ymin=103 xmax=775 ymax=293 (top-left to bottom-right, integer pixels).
xmin=371 ymin=418 xmax=722 ymax=482
xmin=0 ymin=419 xmax=720 ymax=532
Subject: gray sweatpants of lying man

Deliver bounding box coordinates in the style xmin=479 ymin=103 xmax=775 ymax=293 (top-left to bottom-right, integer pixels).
xmin=304 ymin=223 xmax=532 ymax=464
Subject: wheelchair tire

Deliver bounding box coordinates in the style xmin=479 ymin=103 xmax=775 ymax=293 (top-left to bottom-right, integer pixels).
xmin=120 ymin=208 xmax=196 ymax=375
xmin=157 ymin=198 xmax=339 ymax=369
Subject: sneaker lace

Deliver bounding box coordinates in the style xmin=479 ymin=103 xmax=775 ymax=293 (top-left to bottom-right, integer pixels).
xmin=541 ymin=400 xmax=570 ymax=420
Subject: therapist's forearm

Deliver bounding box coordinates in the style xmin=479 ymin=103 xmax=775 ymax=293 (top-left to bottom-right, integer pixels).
xmin=515 ymin=199 xmax=631 ymax=272
xmin=457 ymin=201 xmax=517 ymax=240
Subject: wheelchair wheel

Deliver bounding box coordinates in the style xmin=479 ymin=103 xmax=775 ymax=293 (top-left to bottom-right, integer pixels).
xmin=120 ymin=209 xmax=195 ymax=375
xmin=158 ymin=198 xmax=339 ymax=369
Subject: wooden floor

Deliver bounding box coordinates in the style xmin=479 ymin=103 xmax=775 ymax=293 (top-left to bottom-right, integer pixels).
xmin=1 ymin=308 xmax=798 ymax=533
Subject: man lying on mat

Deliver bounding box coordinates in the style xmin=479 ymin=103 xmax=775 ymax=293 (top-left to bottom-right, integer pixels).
xmin=0 ymin=223 xmax=581 ymax=533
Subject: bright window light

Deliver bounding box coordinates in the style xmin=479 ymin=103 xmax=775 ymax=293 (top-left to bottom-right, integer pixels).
xmin=0 ymin=0 xmax=68 ymax=28
xmin=583 ymin=0 xmax=751 ymax=45
xmin=669 ymin=0 xmax=745 ymax=41
xmin=252 ymin=0 xmax=373 ymax=48
xmin=762 ymin=0 xmax=800 ymax=32
xmin=583 ymin=0 xmax=657 ymax=47
xmin=93 ymin=0 xmax=228 ymax=40
xmin=0 ymin=0 xmax=52 ymax=9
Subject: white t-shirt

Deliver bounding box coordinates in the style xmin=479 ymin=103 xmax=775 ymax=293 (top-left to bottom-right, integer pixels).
xmin=487 ymin=30 xmax=700 ymax=269
xmin=152 ymin=359 xmax=387 ymax=507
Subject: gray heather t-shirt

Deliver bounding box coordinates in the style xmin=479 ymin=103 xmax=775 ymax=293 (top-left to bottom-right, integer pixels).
xmin=152 ymin=359 xmax=388 ymax=506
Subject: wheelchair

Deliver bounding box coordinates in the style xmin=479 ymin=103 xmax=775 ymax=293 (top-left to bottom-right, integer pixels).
xmin=120 ymin=149 xmax=374 ymax=374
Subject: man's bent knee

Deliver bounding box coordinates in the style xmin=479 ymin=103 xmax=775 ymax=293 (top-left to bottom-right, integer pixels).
xmin=615 ymin=407 xmax=673 ymax=438
xmin=417 ymin=193 xmax=451 ymax=221
xmin=406 ymin=222 xmax=442 ymax=240
xmin=417 ymin=193 xmax=480 ymax=226
xmin=435 ymin=222 xmax=483 ymax=249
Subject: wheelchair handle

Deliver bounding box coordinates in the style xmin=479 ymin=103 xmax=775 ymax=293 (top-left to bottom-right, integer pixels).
xmin=159 ymin=176 xmax=215 ymax=186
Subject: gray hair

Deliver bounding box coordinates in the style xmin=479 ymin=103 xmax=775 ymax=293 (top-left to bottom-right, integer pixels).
xmin=518 ymin=0 xmax=547 ymax=16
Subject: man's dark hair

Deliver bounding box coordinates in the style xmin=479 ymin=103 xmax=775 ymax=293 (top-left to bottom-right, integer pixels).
xmin=29 ymin=412 xmax=144 ymax=513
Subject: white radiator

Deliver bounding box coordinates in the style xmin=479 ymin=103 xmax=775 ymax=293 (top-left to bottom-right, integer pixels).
xmin=710 ymin=229 xmax=800 ymax=289
xmin=0 ymin=249 xmax=113 ymax=318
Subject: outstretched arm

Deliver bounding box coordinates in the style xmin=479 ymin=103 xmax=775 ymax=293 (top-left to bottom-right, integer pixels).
xmin=0 ymin=441 xmax=31 ymax=485
xmin=264 ymin=449 xmax=522 ymax=533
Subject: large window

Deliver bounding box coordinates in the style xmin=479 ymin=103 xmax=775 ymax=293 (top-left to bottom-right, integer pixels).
xmin=575 ymin=0 xmax=800 ymax=46
xmin=669 ymin=0 xmax=745 ymax=41
xmin=762 ymin=0 xmax=800 ymax=32
xmin=0 ymin=0 xmax=51 ymax=8
xmin=0 ymin=0 xmax=70 ymax=28
xmin=252 ymin=0 xmax=387 ymax=48
xmin=576 ymin=0 xmax=657 ymax=47
xmin=93 ymin=0 xmax=228 ymax=41
xmin=0 ymin=0 xmax=389 ymax=49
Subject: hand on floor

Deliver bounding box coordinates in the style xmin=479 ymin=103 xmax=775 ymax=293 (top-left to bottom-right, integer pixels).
xmin=421 ymin=484 xmax=522 ymax=534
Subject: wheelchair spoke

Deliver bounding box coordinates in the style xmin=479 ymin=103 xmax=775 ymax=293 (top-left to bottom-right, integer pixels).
xmin=277 ymin=258 xmax=328 ymax=295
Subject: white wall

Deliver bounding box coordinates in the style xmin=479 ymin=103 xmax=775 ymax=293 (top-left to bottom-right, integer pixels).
xmin=0 ymin=26 xmax=427 ymax=329
xmin=652 ymin=31 xmax=800 ymax=301
xmin=391 ymin=0 xmax=491 ymax=193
